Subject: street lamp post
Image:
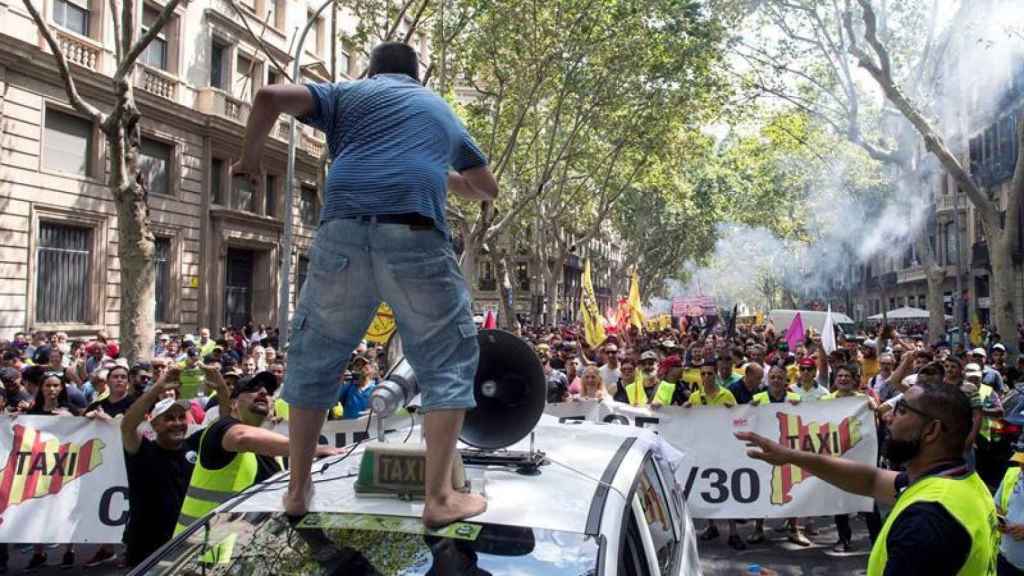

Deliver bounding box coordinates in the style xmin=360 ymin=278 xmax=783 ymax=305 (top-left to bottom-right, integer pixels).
xmin=278 ymin=0 xmax=335 ymax=346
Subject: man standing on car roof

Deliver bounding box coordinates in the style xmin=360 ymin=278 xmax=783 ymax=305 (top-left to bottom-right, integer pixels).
xmin=233 ymin=41 xmax=497 ymax=527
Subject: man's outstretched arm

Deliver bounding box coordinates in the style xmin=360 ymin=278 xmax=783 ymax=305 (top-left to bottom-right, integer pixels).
xmin=735 ymin=430 xmax=900 ymax=505
xmin=448 ymin=167 xmax=498 ymax=201
xmin=235 ymin=84 xmax=316 ymax=180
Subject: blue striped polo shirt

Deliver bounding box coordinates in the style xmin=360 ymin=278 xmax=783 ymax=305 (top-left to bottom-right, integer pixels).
xmin=298 ymin=74 xmax=488 ymax=237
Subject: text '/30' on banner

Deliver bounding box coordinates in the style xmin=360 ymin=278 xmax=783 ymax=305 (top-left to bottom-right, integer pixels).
xmin=546 ymin=397 xmax=877 ymax=519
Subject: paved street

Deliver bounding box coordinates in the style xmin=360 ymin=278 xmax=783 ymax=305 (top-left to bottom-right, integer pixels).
xmin=4 ymin=545 xmax=124 ymax=575
xmin=700 ymin=516 xmax=871 ymax=575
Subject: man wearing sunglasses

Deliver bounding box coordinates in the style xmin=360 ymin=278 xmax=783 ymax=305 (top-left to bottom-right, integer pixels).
xmin=738 ymin=363 xmax=997 ymax=576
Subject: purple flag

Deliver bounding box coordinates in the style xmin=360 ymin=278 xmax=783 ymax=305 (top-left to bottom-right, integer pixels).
xmin=785 ymin=312 xmax=805 ymax=351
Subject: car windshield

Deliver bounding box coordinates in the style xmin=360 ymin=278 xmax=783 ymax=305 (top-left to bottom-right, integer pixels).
xmin=136 ymin=511 xmax=600 ymax=576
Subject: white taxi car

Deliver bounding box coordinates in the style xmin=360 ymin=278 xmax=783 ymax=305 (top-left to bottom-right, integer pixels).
xmin=129 ymin=417 xmax=701 ymax=576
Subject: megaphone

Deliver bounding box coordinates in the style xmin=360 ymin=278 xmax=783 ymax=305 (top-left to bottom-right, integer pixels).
xmin=371 ymin=329 xmax=546 ymax=450
xmin=461 ymin=329 xmax=546 ymax=450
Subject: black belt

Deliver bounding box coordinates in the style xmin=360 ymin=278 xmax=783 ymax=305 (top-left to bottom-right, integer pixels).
xmin=343 ymin=213 xmax=435 ymax=228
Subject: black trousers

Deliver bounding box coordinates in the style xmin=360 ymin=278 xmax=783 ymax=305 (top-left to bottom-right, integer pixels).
xmin=835 ymin=514 xmax=851 ymax=543
xmin=999 ymin=554 xmax=1024 ymax=576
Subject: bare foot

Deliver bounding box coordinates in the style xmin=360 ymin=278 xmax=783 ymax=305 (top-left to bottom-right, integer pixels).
xmin=423 ymin=491 xmax=487 ymax=529
xmin=283 ymin=479 xmax=314 ymax=517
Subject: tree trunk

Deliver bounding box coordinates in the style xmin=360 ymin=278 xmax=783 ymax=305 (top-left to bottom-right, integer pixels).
xmin=459 ymin=230 xmax=483 ymax=295
xmin=496 ymin=252 xmax=516 ymax=331
xmin=543 ymin=268 xmax=559 ymax=326
xmin=924 ymin=263 xmax=946 ymax=345
xmin=990 ymin=230 xmax=1019 ymax=355
xmin=107 ymin=119 xmax=156 ymax=364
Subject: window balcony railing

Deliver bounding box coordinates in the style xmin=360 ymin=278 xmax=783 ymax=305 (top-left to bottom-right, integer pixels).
xmin=196 ymin=87 xmax=250 ymax=123
xmin=55 ymin=28 xmax=102 ymax=72
xmin=134 ymin=64 xmax=179 ymax=101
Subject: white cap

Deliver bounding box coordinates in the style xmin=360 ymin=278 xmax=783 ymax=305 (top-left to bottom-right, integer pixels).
xmin=964 ymin=363 xmax=983 ymax=379
xmin=993 ymin=343 xmax=1006 ymax=352
xmin=151 ymin=397 xmax=189 ymax=419
xmin=183 ymin=334 xmax=195 ymax=343
xmin=971 ymin=347 xmax=987 ymax=357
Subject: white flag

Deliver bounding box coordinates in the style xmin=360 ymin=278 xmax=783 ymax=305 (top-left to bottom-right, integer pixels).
xmin=822 ymin=304 xmax=837 ymax=354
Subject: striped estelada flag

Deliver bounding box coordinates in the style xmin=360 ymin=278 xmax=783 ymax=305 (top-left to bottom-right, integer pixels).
xmin=0 ymin=424 xmax=105 ymax=515
xmin=769 ymin=412 xmax=862 ymax=505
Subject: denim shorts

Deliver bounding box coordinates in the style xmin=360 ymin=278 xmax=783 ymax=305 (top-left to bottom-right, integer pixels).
xmin=281 ymin=218 xmax=479 ymax=413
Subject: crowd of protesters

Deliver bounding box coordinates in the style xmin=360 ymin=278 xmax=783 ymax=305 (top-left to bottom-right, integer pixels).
xmin=0 ymin=324 xmax=372 ymax=572
xmin=528 ymin=317 xmax=1024 ymax=574
xmin=7 ymin=315 xmax=1024 ymax=573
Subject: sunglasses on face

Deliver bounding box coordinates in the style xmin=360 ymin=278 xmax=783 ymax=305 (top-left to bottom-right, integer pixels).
xmin=895 ymin=398 xmax=946 ymax=429
xmin=799 ymin=366 xmax=815 ymax=372
xmin=700 ymin=371 xmax=716 ymax=377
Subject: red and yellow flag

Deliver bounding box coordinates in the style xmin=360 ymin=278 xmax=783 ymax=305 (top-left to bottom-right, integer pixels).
xmin=0 ymin=424 xmax=105 ymax=515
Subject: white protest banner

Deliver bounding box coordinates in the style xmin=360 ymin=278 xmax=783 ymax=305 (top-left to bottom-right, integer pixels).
xmin=544 ymin=399 xmax=605 ymax=423
xmin=545 ymin=397 xmax=877 ymax=519
xmin=0 ymin=416 xmax=129 ymax=543
xmin=271 ymin=413 xmax=414 ymax=447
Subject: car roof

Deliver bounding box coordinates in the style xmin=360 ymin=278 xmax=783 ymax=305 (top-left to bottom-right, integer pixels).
xmin=230 ymin=415 xmax=660 ymax=535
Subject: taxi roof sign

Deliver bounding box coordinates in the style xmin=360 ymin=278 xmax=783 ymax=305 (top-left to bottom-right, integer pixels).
xmin=354 ymin=442 xmax=467 ymax=497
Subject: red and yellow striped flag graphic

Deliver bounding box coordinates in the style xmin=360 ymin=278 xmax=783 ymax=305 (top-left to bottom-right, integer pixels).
xmin=0 ymin=424 xmax=105 ymax=515
xmin=770 ymin=412 xmax=862 ymax=505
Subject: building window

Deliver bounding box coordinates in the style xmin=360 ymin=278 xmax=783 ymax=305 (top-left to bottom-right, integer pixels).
xmin=53 ymin=0 xmax=89 ymax=36
xmin=267 ymin=0 xmax=284 ymax=29
xmin=210 ymin=40 xmax=227 ymax=89
xmin=36 ymin=222 xmax=91 ymax=324
xmin=233 ymin=178 xmax=256 ymax=212
xmin=307 ymin=10 xmax=324 ymax=57
xmin=299 ymin=185 xmax=319 ymax=226
xmin=267 ymin=68 xmax=282 ymax=86
xmin=342 ymin=41 xmax=358 ymax=77
xmin=140 ymin=6 xmax=169 ymax=70
xmin=919 ymin=294 xmax=926 ymax=308
xmin=235 ymin=54 xmax=260 ymax=101
xmin=478 ymin=261 xmax=495 ymax=291
xmin=296 ymin=254 xmax=309 ymax=300
xmin=139 ymin=138 xmax=171 ymax=196
xmin=44 ymin=108 xmax=94 ymax=177
xmin=154 ymin=236 xmax=171 ymax=323
xmin=515 ymin=262 xmax=529 ymax=291
xmin=210 ymin=157 xmax=225 ymax=204
xmin=264 ymin=174 xmax=277 ymax=217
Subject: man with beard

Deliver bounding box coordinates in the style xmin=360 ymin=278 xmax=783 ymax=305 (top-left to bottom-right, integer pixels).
xmin=737 ymin=363 xmax=997 ymax=576
xmin=174 ymin=371 xmax=341 ymax=534
xmin=119 ymin=366 xmax=204 ymax=568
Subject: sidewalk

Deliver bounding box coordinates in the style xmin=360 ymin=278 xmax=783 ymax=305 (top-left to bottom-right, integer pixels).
xmin=4 ymin=545 xmax=125 ymax=575
xmin=701 ymin=516 xmax=871 ymax=575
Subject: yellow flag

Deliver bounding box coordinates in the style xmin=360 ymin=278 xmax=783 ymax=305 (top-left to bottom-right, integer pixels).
xmin=629 ymin=271 xmax=645 ymax=330
xmin=580 ymin=259 xmax=606 ymax=348
xmin=970 ymin=312 xmax=983 ymax=347
xmin=364 ymin=302 xmax=397 ymax=344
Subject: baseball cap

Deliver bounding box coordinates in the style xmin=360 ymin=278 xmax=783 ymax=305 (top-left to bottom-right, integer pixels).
xmin=640 ymin=350 xmax=658 ymax=362
xmin=659 ymin=355 xmax=682 ymax=372
xmin=993 ymin=343 xmax=1007 ymax=352
xmin=964 ymin=363 xmax=983 ymax=379
xmin=660 ymin=339 xmax=677 ymax=349
xmin=231 ymin=371 xmax=279 ymax=398
xmin=350 ymin=355 xmax=370 ymax=367
xmin=0 ymin=367 xmax=20 ymax=384
xmin=222 ymin=365 xmax=243 ymax=378
xmin=798 ymin=357 xmax=816 ymax=368
xmin=150 ymin=397 xmax=189 ymax=419
xmin=159 ymin=334 xmax=170 ymax=341
xmin=971 ymin=347 xmax=987 ymax=357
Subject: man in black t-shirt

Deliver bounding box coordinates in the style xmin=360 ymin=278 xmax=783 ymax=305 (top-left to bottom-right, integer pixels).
xmin=739 ymin=367 xmax=994 ymax=575
xmin=0 ymin=367 xmax=32 ymax=412
xmin=119 ymin=367 xmax=203 ymax=568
